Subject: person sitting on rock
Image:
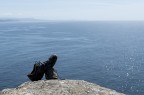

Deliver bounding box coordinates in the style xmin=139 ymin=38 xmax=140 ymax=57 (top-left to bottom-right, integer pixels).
xmin=27 ymin=54 xmax=58 ymax=81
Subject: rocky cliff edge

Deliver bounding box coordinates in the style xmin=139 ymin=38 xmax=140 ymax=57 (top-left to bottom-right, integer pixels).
xmin=0 ymin=80 xmax=124 ymax=95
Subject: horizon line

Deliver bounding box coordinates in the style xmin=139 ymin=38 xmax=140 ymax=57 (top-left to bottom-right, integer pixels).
xmin=0 ymin=17 xmax=144 ymax=22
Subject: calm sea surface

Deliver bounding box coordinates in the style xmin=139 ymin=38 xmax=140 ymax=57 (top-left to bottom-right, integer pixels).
xmin=0 ymin=21 xmax=144 ymax=95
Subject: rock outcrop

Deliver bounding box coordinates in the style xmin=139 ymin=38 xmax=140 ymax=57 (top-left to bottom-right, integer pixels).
xmin=0 ymin=80 xmax=124 ymax=95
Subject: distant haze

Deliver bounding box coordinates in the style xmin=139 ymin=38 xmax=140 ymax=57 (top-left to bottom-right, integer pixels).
xmin=0 ymin=0 xmax=144 ymax=21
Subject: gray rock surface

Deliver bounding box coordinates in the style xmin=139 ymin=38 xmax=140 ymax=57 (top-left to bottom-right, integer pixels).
xmin=0 ymin=80 xmax=124 ymax=95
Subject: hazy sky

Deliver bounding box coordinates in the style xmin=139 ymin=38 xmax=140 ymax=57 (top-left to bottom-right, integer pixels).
xmin=0 ymin=0 xmax=144 ymax=21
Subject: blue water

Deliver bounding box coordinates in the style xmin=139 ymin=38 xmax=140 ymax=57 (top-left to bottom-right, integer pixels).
xmin=0 ymin=21 xmax=144 ymax=95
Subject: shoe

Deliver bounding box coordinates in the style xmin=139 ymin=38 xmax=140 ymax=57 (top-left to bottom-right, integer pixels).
xmin=45 ymin=68 xmax=58 ymax=80
xmin=44 ymin=54 xmax=58 ymax=80
xmin=48 ymin=54 xmax=57 ymax=68
xmin=27 ymin=61 xmax=45 ymax=81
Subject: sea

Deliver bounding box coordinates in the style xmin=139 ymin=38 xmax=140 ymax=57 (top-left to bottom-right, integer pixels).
xmin=0 ymin=21 xmax=144 ymax=95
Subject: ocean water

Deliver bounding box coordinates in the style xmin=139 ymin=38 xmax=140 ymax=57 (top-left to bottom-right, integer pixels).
xmin=0 ymin=21 xmax=144 ymax=95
